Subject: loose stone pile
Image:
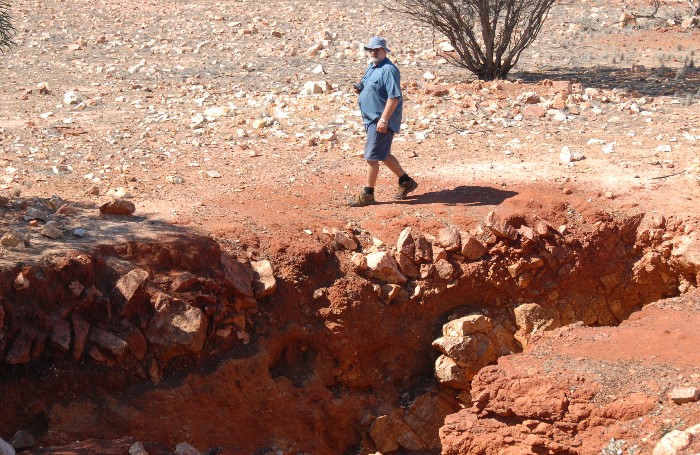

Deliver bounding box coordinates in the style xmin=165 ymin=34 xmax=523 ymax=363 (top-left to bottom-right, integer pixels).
xmin=0 ymin=237 xmax=276 ymax=382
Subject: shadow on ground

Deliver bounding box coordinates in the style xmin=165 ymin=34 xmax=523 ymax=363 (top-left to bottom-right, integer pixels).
xmin=514 ymin=65 xmax=699 ymax=97
xmin=395 ymin=185 xmax=518 ymax=206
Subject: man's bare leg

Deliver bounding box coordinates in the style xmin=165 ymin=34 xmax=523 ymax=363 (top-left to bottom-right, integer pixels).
xmin=381 ymin=153 xmax=406 ymax=178
xmin=365 ymin=160 xmax=381 ymax=188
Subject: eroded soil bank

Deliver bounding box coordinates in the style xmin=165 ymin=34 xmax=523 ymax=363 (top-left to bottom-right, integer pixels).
xmin=1 ymin=196 xmax=699 ymax=454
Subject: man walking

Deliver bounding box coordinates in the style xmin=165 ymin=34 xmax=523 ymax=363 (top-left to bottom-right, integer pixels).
xmin=348 ymin=36 xmax=418 ymax=207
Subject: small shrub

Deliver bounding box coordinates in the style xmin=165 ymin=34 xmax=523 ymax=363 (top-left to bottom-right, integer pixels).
xmin=684 ymin=93 xmax=693 ymax=106
xmin=676 ymin=57 xmax=695 ymax=80
xmin=601 ymin=438 xmax=625 ymax=455
xmin=654 ymin=63 xmax=668 ymax=77
xmin=391 ymin=0 xmax=557 ymax=81
xmin=577 ymin=16 xmax=598 ymax=32
xmin=676 ymin=66 xmax=690 ymax=79
xmin=0 ymin=0 xmax=16 ymax=52
xmin=691 ymin=0 xmax=700 ymax=16
xmin=659 ymin=419 xmax=687 ymax=437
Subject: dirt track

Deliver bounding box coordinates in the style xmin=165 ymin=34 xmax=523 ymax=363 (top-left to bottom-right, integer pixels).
xmin=1 ymin=0 xmax=700 ymax=453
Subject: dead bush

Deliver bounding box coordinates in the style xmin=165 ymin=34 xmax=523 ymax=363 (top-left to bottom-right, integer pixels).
xmin=0 ymin=0 xmax=15 ymax=52
xmin=391 ymin=0 xmax=556 ymax=81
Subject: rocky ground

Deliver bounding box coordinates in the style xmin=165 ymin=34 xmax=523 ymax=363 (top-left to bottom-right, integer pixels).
xmin=1 ymin=0 xmax=700 ymax=453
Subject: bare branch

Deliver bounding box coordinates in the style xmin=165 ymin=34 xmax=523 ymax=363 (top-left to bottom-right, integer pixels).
xmin=690 ymin=0 xmax=700 ymax=15
xmin=633 ymin=0 xmax=660 ymax=19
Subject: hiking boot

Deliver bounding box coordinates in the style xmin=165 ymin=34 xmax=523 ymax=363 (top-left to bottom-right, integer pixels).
xmin=394 ymin=178 xmax=418 ymax=200
xmin=348 ymin=192 xmax=377 ymax=207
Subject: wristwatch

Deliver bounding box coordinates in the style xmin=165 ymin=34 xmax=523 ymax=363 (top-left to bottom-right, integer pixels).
xmin=378 ymin=118 xmax=388 ymax=124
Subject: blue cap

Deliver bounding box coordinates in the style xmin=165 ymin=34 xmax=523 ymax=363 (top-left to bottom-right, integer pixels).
xmin=364 ymin=36 xmax=391 ymax=53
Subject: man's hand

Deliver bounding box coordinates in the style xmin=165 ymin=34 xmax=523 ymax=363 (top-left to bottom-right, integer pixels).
xmin=377 ymin=118 xmax=389 ymax=133
xmin=377 ymin=97 xmax=399 ymax=134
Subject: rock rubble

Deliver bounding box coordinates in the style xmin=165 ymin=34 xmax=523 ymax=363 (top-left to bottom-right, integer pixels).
xmin=0 ymin=236 xmax=278 ymax=373
xmin=325 ymin=209 xmax=700 ymax=452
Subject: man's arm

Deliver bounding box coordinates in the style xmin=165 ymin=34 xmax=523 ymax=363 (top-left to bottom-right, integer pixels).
xmin=377 ymin=97 xmax=399 ymax=133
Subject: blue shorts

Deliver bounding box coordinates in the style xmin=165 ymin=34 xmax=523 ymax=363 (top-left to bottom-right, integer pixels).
xmin=364 ymin=122 xmax=395 ymax=161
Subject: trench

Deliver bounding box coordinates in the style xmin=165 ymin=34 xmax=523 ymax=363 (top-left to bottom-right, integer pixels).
xmin=0 ymin=210 xmax=698 ymax=454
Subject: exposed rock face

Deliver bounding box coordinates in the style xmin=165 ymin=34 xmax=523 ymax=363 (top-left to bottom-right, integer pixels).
xmin=251 ymin=259 xmax=276 ymax=298
xmin=368 ymin=390 xmax=462 ymax=452
xmin=440 ymin=361 xmax=656 ymax=454
xmin=369 ymin=415 xmax=423 ymax=452
xmin=71 ymin=314 xmax=90 ymax=360
xmin=433 ymin=313 xmax=517 ymax=387
xmin=396 ymin=227 xmax=415 ymax=258
xmin=221 ymin=255 xmax=255 ymax=297
xmin=654 ymin=423 xmax=700 ymax=455
xmin=366 ymin=251 xmax=407 ymax=284
xmin=99 ymin=199 xmax=136 ymax=216
xmin=435 ymin=354 xmax=471 ymax=389
xmin=433 ymin=334 xmax=496 ymax=380
xmin=669 ymin=386 xmax=700 ymax=404
xmin=5 ymin=329 xmax=35 ymax=364
xmin=170 ymin=271 xmax=198 ymax=292
xmin=513 ymin=302 xmax=561 ymax=347
xmin=443 ymin=314 xmax=493 ymax=336
xmin=89 ymin=328 xmax=128 ymax=357
xmin=115 ymin=268 xmax=150 ymax=315
xmin=403 ymin=390 xmax=461 ymax=449
xmin=414 ymin=234 xmax=433 ymax=263
xmin=485 ymin=211 xmax=518 ymax=240
xmin=672 ymin=231 xmax=700 ymax=279
xmin=434 ymin=258 xmax=455 ymax=280
xmin=440 ymin=296 xmax=700 ymax=455
xmin=460 ymin=231 xmax=486 ymax=260
xmin=334 ymin=231 xmax=358 ymax=250
xmin=437 ymin=227 xmax=461 ymax=251
xmin=0 ymin=437 xmax=15 ymax=455
xmin=0 ymin=235 xmax=268 ymax=370
xmin=50 ymin=319 xmax=71 ymax=351
xmin=395 ymin=251 xmax=420 ymax=278
xmin=146 ymin=294 xmax=208 ymax=361
xmin=351 ymin=252 xmax=367 ymax=270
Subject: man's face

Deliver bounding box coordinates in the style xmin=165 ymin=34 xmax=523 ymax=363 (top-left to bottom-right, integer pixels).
xmin=367 ymin=47 xmax=386 ymax=65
